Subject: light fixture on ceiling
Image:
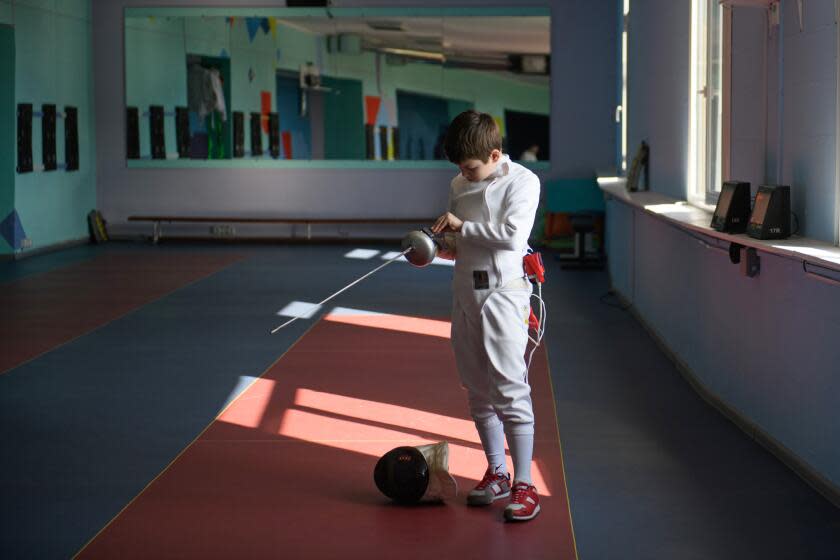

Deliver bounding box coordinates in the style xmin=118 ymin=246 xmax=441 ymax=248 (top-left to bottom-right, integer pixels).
xmin=379 ymin=47 xmax=445 ymax=63
xmin=367 ymin=20 xmax=405 ymax=32
xmin=508 ymin=54 xmax=550 ymax=75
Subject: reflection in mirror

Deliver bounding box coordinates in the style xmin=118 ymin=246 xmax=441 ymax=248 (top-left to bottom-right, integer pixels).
xmin=124 ymin=9 xmax=549 ymax=163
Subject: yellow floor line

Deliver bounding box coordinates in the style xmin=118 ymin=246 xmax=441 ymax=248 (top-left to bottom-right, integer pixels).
xmin=544 ymin=347 xmax=581 ymax=560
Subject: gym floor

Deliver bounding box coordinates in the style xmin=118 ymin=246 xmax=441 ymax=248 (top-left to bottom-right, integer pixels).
xmin=2 ymin=242 xmax=839 ymax=559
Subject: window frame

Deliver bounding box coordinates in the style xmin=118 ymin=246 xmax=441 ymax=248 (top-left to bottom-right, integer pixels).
xmin=836 ymin=0 xmax=840 ymax=245
xmin=618 ymin=0 xmax=629 ymax=173
xmin=689 ymin=0 xmax=732 ymax=208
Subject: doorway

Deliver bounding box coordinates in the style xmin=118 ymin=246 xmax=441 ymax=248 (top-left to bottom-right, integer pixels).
xmin=275 ymin=72 xmax=312 ymax=159
xmin=505 ymin=109 xmax=549 ymax=161
xmin=321 ymin=76 xmax=364 ymax=160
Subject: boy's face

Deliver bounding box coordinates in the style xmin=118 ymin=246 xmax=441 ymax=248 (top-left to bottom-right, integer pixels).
xmin=457 ymin=149 xmax=502 ymax=182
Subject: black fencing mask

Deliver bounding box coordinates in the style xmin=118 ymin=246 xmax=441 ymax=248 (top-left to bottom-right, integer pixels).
xmin=373 ymin=442 xmax=458 ymax=504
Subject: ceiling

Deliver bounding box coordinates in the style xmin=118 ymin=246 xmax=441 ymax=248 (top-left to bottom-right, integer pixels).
xmin=276 ymin=16 xmax=550 ymax=61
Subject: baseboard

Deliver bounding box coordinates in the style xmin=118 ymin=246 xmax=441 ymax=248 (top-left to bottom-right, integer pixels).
xmin=609 ymin=286 xmax=840 ymax=510
xmin=14 ymin=237 xmax=90 ymax=260
xmin=109 ymin=234 xmax=405 ymax=245
xmin=109 ymin=222 xmax=413 ymax=242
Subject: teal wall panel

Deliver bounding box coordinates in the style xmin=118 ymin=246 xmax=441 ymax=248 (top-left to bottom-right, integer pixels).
xmin=0 ymin=24 xmax=14 ymax=255
xmin=323 ymin=75 xmax=365 ymax=160
xmin=447 ymin=99 xmax=472 ymax=122
xmin=0 ymin=1 xmax=13 ymax=25
xmin=10 ymin=0 xmax=95 ymax=252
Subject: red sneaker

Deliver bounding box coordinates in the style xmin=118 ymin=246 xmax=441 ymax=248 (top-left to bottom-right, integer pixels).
xmin=467 ymin=468 xmax=511 ymax=506
xmin=504 ymin=481 xmax=541 ymax=521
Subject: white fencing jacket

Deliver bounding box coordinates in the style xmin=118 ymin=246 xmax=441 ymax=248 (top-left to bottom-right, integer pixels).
xmin=448 ymin=154 xmax=541 ymax=315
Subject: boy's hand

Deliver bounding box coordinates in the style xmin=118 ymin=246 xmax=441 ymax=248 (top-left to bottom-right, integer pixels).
xmin=436 ymin=232 xmax=457 ymax=261
xmin=431 ymin=212 xmax=463 ymax=234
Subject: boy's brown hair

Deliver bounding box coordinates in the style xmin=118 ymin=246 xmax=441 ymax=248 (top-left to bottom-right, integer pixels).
xmin=443 ymin=110 xmax=502 ymax=164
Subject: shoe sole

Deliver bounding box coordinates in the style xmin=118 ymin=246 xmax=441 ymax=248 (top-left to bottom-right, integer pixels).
xmin=504 ymin=504 xmax=541 ymax=521
xmin=467 ymin=490 xmax=511 ymax=506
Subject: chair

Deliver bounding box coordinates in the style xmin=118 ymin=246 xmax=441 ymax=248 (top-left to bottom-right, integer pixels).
xmin=542 ymin=177 xmax=605 ymax=270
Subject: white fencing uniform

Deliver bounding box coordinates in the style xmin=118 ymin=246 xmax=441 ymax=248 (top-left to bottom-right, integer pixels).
xmin=448 ymin=154 xmax=541 ymax=437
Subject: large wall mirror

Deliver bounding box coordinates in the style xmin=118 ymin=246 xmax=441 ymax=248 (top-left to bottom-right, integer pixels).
xmin=124 ymin=7 xmax=550 ymax=167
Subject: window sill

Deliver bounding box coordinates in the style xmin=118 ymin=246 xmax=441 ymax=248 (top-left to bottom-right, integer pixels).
xmin=687 ymin=196 xmax=717 ymax=213
xmin=600 ymin=181 xmax=840 ymax=275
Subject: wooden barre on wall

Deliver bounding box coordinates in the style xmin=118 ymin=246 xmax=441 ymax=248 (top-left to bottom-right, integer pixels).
xmin=127 ymin=215 xmax=437 ymax=243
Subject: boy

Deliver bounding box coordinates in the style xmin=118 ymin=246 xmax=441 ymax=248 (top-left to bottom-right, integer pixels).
xmin=431 ymin=110 xmax=541 ymax=522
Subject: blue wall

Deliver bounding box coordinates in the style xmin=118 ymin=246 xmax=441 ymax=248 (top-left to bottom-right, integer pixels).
xmin=553 ymin=0 xmax=618 ymax=177
xmin=778 ymin=0 xmax=837 ymax=242
xmin=626 ymin=0 xmax=838 ymax=240
xmin=626 ymin=0 xmax=690 ymax=200
xmin=607 ymin=198 xmax=840 ymax=490
xmin=610 ymin=0 xmax=840 ymax=489
xmin=730 ymin=7 xmax=767 ymax=191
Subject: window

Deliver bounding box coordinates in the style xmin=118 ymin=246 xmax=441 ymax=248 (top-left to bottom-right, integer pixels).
xmin=689 ymin=0 xmax=731 ymax=205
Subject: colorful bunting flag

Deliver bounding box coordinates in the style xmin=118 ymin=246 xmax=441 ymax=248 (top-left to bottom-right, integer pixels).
xmin=261 ymin=91 xmax=272 ymax=133
xmin=246 ymin=17 xmax=261 ymax=42
xmin=365 ymin=96 xmax=382 ymax=126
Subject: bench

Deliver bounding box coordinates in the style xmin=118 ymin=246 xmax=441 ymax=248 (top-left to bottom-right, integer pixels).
xmin=128 ymin=215 xmax=437 ymax=243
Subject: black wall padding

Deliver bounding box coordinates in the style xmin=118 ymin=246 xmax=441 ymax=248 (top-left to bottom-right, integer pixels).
xmin=391 ymin=127 xmax=400 ymax=160
xmin=365 ymin=124 xmax=375 ymax=160
xmin=286 ymin=0 xmax=328 ymax=6
xmin=175 ymin=107 xmax=190 ymax=158
xmin=126 ymin=107 xmax=140 ymax=159
xmin=379 ymin=127 xmax=389 ymax=160
xmin=149 ymin=105 xmax=166 ymax=159
xmin=42 ymin=104 xmax=57 ymax=171
xmin=233 ymin=111 xmax=244 ymax=158
xmin=64 ymin=106 xmax=79 ymax=171
xmin=16 ymin=103 xmax=33 ymax=173
xmin=250 ymin=112 xmax=262 ymax=156
xmin=268 ymin=113 xmax=280 ymax=158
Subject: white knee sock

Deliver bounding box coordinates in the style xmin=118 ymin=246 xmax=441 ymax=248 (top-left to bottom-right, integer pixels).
xmin=476 ymin=419 xmax=507 ymax=475
xmin=506 ymin=432 xmax=534 ymax=484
